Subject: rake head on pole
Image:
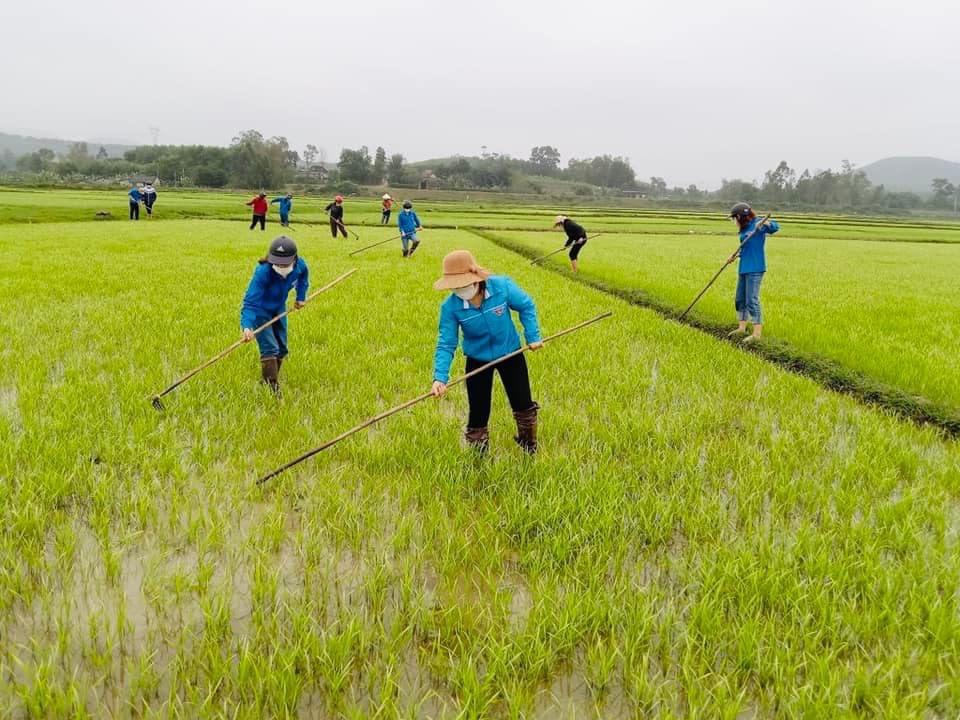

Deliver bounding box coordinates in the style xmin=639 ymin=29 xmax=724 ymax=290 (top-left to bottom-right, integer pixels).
xmin=151 ymin=395 xmax=165 ymax=411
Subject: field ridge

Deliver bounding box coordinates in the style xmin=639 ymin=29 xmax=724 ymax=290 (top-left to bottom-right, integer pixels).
xmin=469 ymin=228 xmax=960 ymax=438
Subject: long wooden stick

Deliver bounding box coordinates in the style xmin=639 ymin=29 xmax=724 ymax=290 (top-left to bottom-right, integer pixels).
xmin=349 ymin=233 xmax=403 ymax=256
xmin=150 ymin=268 xmax=357 ymax=408
xmin=256 ymin=311 xmax=613 ymax=484
xmin=677 ymin=215 xmax=770 ymax=321
xmin=530 ymin=234 xmax=601 ymax=265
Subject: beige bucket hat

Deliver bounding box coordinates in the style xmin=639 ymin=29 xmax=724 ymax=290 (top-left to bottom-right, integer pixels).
xmin=433 ymin=250 xmax=491 ymax=290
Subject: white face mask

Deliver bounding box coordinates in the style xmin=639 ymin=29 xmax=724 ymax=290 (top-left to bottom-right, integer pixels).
xmin=453 ymin=283 xmax=478 ymax=301
xmin=272 ymin=263 xmax=294 ymax=278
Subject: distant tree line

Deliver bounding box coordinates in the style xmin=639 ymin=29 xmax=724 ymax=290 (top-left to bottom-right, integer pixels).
xmin=3 ymin=135 xmax=958 ymax=212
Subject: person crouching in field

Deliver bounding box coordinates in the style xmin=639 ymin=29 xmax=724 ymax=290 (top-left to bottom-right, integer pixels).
xmin=271 ymin=193 xmax=293 ymax=227
xmin=727 ymin=202 xmax=780 ymax=344
xmin=553 ymin=215 xmax=588 ymax=272
xmin=143 ymin=183 xmax=157 ymax=217
xmin=398 ymin=201 xmax=422 ymax=257
xmin=240 ymin=236 xmax=309 ymax=395
xmin=128 ymin=184 xmax=143 ymax=220
xmin=325 ymin=195 xmax=347 ymax=238
xmin=381 ymin=193 xmax=393 ymax=224
xmin=247 ymin=192 xmax=269 ymax=231
xmin=431 ymin=250 xmax=543 ymax=454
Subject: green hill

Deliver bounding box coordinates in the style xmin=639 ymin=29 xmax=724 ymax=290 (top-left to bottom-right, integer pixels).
xmin=0 ymin=131 xmax=134 ymax=159
xmin=861 ymin=156 xmax=960 ymax=195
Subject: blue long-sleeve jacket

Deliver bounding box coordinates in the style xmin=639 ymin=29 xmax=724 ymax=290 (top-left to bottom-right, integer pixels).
xmin=433 ymin=275 xmax=542 ymax=383
xmin=397 ymin=209 xmax=421 ymax=237
xmin=129 ymin=187 xmax=142 ymax=203
xmin=271 ymin=196 xmax=292 ymax=214
xmin=240 ymin=258 xmax=309 ymax=328
xmin=738 ymin=217 xmax=780 ymax=274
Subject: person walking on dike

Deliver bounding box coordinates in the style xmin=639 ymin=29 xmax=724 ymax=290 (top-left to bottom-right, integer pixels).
xmin=240 ymin=236 xmax=309 ymax=395
xmin=381 ymin=193 xmax=394 ymax=224
xmin=143 ymin=182 xmax=158 ymax=218
xmin=727 ymin=202 xmax=780 ymax=344
xmin=325 ymin=195 xmax=347 ymax=238
xmin=398 ymin=200 xmax=423 ymax=257
xmin=431 ymin=250 xmax=543 ymax=454
xmin=271 ymin=193 xmax=293 ymax=227
xmin=128 ymin=183 xmax=144 ymax=220
xmin=553 ymin=215 xmax=588 ymax=273
xmin=247 ymin=192 xmax=269 ymax=231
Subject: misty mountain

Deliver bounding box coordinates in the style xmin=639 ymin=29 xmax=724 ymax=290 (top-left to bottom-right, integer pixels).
xmin=861 ymin=156 xmax=960 ymax=195
xmin=0 ymin=131 xmax=135 ymax=159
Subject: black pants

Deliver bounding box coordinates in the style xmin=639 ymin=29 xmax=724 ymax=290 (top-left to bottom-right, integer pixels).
xmin=129 ymin=201 xmax=140 ymax=220
xmin=569 ymin=237 xmax=587 ymax=260
xmin=250 ymin=213 xmax=266 ymax=230
xmin=465 ymin=353 xmax=535 ymax=428
xmin=144 ymin=195 xmax=156 ymax=215
xmin=330 ymin=218 xmax=347 ymax=237
xmin=381 ymin=210 xmax=391 ymax=224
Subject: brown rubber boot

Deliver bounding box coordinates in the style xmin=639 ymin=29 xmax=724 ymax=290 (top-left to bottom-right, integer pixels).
xmin=464 ymin=427 xmax=490 ymax=454
xmin=260 ymin=357 xmax=280 ymax=396
xmin=513 ymin=402 xmax=540 ymax=454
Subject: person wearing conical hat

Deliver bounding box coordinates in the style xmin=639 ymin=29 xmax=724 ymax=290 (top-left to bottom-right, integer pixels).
xmin=381 ymin=193 xmax=394 ymax=224
xmin=552 ymin=214 xmax=588 ymax=272
xmin=240 ymin=236 xmax=309 ymax=395
xmin=431 ymin=250 xmax=543 ymax=454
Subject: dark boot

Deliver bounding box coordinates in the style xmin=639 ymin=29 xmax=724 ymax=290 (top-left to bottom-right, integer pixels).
xmin=276 ymin=357 xmax=284 ymax=374
xmin=402 ymin=248 xmax=409 ymax=258
xmin=464 ymin=427 xmax=489 ymax=454
xmin=409 ymin=240 xmax=421 ymax=256
xmin=513 ymin=403 xmax=540 ymax=454
xmin=260 ymin=357 xmax=280 ymax=396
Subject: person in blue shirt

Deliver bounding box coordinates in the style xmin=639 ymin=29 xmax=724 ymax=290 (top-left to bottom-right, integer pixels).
xmin=128 ymin=184 xmax=143 ymax=220
xmin=240 ymin=236 xmax=309 ymax=394
xmin=431 ymin=250 xmax=543 ymax=454
xmin=397 ymin=201 xmax=423 ymax=257
xmin=271 ymin=193 xmax=293 ymax=227
xmin=727 ymin=202 xmax=780 ymax=344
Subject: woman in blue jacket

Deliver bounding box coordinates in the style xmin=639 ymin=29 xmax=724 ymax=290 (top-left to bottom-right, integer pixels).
xmin=270 ymin=193 xmax=293 ymax=227
xmin=397 ymin=201 xmax=423 ymax=257
xmin=240 ymin=236 xmax=309 ymax=394
xmin=431 ymin=250 xmax=543 ymax=453
xmin=727 ymin=202 xmax=780 ymax=343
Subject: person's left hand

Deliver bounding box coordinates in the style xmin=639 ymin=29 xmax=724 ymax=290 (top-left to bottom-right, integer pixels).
xmin=295 ymin=300 xmax=306 ymax=310
xmin=529 ymin=341 xmax=544 ymax=351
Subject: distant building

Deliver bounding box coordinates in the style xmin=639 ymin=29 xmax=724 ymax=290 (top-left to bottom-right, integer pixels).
xmin=129 ymin=175 xmax=159 ymax=185
xmin=419 ymin=170 xmax=443 ymax=190
xmin=300 ymin=164 xmax=329 ymax=183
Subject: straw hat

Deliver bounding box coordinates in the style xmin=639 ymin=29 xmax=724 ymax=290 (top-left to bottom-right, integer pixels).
xmin=382 ymin=193 xmax=391 ymax=200
xmin=553 ymin=214 xmax=567 ymax=226
xmin=433 ymin=250 xmax=491 ymax=290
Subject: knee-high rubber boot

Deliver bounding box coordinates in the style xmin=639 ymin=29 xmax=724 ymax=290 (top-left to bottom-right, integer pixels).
xmin=513 ymin=402 xmax=540 ymax=454
xmin=261 ymin=358 xmax=280 ymax=396
xmin=464 ymin=427 xmax=490 ymax=454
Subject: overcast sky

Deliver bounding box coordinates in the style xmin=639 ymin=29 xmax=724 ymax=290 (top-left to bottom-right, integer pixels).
xmin=4 ymin=0 xmax=958 ymax=187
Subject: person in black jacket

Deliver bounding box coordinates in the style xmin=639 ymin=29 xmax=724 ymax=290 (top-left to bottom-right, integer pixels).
xmin=324 ymin=195 xmax=347 ymax=238
xmin=553 ymin=215 xmax=588 ymax=272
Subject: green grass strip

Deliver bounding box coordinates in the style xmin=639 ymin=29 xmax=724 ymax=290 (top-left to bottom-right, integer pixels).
xmin=469 ymin=227 xmax=960 ymax=437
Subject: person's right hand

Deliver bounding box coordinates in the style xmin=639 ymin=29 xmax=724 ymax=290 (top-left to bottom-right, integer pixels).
xmin=431 ymin=381 xmax=447 ymax=397
xmin=242 ymin=328 xmax=254 ymax=343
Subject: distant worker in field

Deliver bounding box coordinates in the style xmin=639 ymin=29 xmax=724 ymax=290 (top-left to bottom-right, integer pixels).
xmin=381 ymin=193 xmax=394 ymax=224
xmin=247 ymin=192 xmax=269 ymax=231
xmin=325 ymin=195 xmax=348 ymax=238
xmin=727 ymin=202 xmax=780 ymax=344
xmin=128 ymin=183 xmax=144 ymax=220
xmin=240 ymin=236 xmax=309 ymax=395
xmin=398 ymin=200 xmax=423 ymax=257
xmin=271 ymin=193 xmax=293 ymax=227
xmin=142 ymin=182 xmax=157 ymax=218
xmin=431 ymin=250 xmax=543 ymax=454
xmin=553 ymin=215 xmax=588 ymax=272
